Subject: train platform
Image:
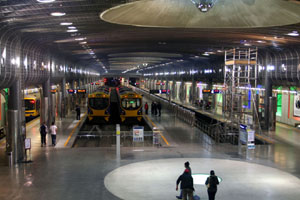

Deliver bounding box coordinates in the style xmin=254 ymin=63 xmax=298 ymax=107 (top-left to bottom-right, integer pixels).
xmin=0 ymin=98 xmax=300 ymax=200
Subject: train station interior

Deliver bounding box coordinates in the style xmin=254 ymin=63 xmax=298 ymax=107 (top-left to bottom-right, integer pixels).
xmin=0 ymin=0 xmax=300 ymax=199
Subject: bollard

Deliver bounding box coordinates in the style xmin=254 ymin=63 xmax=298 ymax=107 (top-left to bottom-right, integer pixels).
xmin=7 ymin=151 xmax=13 ymax=167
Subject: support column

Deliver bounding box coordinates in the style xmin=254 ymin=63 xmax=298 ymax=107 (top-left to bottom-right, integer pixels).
xmin=51 ymin=88 xmax=56 ymax=123
xmin=191 ymin=80 xmax=197 ymax=104
xmin=41 ymin=78 xmax=51 ymax=128
xmin=7 ymin=78 xmax=24 ymax=164
xmin=264 ymin=73 xmax=272 ymax=130
xmin=61 ymin=78 xmax=66 ymax=118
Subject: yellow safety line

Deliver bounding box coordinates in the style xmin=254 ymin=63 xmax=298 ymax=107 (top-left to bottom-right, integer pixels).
xmin=255 ymin=133 xmax=274 ymax=144
xmin=144 ymin=115 xmax=169 ymax=146
xmin=64 ymin=113 xmax=86 ymax=147
xmin=26 ymin=117 xmax=40 ymax=127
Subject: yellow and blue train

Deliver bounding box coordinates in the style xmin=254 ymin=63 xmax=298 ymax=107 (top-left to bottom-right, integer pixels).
xmin=88 ymin=87 xmax=111 ymax=122
xmin=24 ymin=95 xmax=41 ymax=118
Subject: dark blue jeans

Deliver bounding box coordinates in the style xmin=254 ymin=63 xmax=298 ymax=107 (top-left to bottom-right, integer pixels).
xmin=51 ymin=135 xmax=56 ymax=145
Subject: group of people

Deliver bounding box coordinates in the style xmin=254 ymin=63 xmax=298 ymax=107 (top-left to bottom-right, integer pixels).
xmin=176 ymin=161 xmax=219 ymax=200
xmin=144 ymin=101 xmax=162 ymax=116
xmin=40 ymin=122 xmax=58 ymax=147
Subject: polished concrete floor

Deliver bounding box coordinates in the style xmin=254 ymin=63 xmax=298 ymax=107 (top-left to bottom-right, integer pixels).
xmin=0 ymin=99 xmax=300 ymax=200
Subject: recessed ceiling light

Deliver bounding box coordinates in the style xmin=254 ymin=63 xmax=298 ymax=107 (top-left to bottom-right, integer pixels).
xmin=257 ymin=40 xmax=266 ymax=43
xmin=202 ymin=52 xmax=210 ymax=56
xmin=37 ymin=0 xmax=55 ymax=3
xmin=244 ymin=43 xmax=252 ymax=46
xmin=75 ymin=37 xmax=86 ymax=41
xmin=67 ymin=29 xmax=78 ymax=32
xmin=68 ymin=26 xmax=77 ymax=29
xmin=51 ymin=12 xmax=66 ymax=17
xmin=287 ymin=31 xmax=299 ymax=37
xmin=79 ymin=41 xmax=87 ymax=45
xmin=60 ymin=22 xmax=72 ymax=26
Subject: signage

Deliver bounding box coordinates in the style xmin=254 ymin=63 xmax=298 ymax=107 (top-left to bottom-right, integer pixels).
xmin=212 ymin=89 xmax=221 ymax=94
xmin=159 ymin=89 xmax=170 ymax=94
xmin=133 ymin=126 xmax=144 ymax=142
xmin=50 ymin=89 xmax=57 ymax=93
xmin=77 ymin=89 xmax=86 ymax=93
xmin=202 ymin=89 xmax=212 ymax=93
xmin=68 ymin=89 xmax=75 ymax=94
xmin=91 ymin=83 xmax=94 ymax=85
xmin=25 ymin=138 xmax=31 ymax=149
xmin=95 ymin=82 xmax=100 ymax=85
xmin=294 ymin=92 xmax=300 ymax=117
xmin=150 ymin=89 xmax=160 ymax=94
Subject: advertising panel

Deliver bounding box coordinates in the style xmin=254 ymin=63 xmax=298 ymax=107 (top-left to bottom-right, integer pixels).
xmin=294 ymin=93 xmax=300 ymax=117
xmin=133 ymin=126 xmax=144 ymax=142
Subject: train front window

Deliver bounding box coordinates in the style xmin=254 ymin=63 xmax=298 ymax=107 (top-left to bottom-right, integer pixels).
xmin=121 ymin=98 xmax=141 ymax=110
xmin=25 ymin=100 xmax=35 ymax=111
xmin=89 ymin=98 xmax=109 ymax=110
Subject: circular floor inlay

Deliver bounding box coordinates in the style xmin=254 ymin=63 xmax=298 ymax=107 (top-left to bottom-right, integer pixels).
xmin=104 ymin=158 xmax=300 ymax=200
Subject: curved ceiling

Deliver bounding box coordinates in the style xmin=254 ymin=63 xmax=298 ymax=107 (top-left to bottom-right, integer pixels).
xmin=0 ymin=0 xmax=300 ymax=74
xmin=101 ymin=0 xmax=300 ymax=28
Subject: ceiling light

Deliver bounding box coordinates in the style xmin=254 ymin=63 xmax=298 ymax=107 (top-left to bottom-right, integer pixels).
xmin=244 ymin=43 xmax=252 ymax=46
xmin=37 ymin=0 xmax=55 ymax=3
xmin=68 ymin=26 xmax=77 ymax=29
xmin=51 ymin=12 xmax=66 ymax=17
xmin=67 ymin=29 xmax=78 ymax=32
xmin=60 ymin=22 xmax=72 ymax=26
xmin=287 ymin=31 xmax=299 ymax=37
xmin=79 ymin=41 xmax=87 ymax=45
xmin=202 ymin=52 xmax=210 ymax=56
xmin=257 ymin=40 xmax=266 ymax=43
xmin=75 ymin=37 xmax=86 ymax=41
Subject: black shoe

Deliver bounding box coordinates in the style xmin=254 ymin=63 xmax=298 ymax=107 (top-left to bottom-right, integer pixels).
xmin=176 ymin=196 xmax=182 ymax=199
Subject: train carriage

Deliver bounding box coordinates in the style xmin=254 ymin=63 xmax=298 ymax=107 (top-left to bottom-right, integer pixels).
xmin=88 ymin=87 xmax=111 ymax=122
xmin=24 ymin=95 xmax=40 ymax=118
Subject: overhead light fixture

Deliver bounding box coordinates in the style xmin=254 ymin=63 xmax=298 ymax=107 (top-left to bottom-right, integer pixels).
xmin=190 ymin=0 xmax=216 ymax=12
xmin=60 ymin=22 xmax=72 ymax=26
xmin=75 ymin=37 xmax=86 ymax=41
xmin=287 ymin=31 xmax=299 ymax=37
xmin=68 ymin=26 xmax=77 ymax=29
xmin=79 ymin=41 xmax=87 ymax=45
xmin=67 ymin=29 xmax=78 ymax=32
xmin=51 ymin=12 xmax=66 ymax=17
xmin=257 ymin=40 xmax=266 ymax=43
xmin=202 ymin=52 xmax=210 ymax=56
xmin=37 ymin=0 xmax=55 ymax=3
xmin=244 ymin=43 xmax=252 ymax=46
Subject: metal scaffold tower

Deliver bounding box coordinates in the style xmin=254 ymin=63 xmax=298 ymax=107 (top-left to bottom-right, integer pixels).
xmin=222 ymin=48 xmax=259 ymax=143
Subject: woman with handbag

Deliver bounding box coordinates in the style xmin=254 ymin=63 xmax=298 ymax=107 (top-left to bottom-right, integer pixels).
xmin=205 ymin=170 xmax=219 ymax=200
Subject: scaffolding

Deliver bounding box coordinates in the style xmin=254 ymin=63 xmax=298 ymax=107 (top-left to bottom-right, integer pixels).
xmin=222 ymin=48 xmax=259 ymax=143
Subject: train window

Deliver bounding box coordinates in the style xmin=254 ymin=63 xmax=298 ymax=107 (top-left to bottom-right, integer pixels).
xmin=121 ymin=99 xmax=141 ymax=110
xmin=25 ymin=100 xmax=35 ymax=110
xmin=89 ymin=98 xmax=109 ymax=110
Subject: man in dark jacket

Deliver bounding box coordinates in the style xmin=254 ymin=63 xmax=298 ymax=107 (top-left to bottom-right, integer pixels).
xmin=75 ymin=105 xmax=81 ymax=120
xmin=176 ymin=169 xmax=194 ymax=200
xmin=205 ymin=170 xmax=219 ymax=200
xmin=39 ymin=122 xmax=48 ymax=147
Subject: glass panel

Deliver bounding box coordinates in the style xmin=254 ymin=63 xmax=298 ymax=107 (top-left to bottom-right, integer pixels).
xmin=89 ymin=98 xmax=109 ymax=110
xmin=121 ymin=98 xmax=141 ymax=110
xmin=276 ymin=93 xmax=282 ymax=116
xmin=25 ymin=100 xmax=35 ymax=110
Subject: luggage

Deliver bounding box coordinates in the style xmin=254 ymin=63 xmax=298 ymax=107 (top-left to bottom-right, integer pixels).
xmin=193 ymin=194 xmax=200 ymax=200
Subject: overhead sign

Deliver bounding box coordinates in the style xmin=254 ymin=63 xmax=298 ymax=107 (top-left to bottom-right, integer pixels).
xmin=68 ymin=89 xmax=75 ymax=94
xmin=50 ymin=89 xmax=57 ymax=93
xmin=95 ymin=82 xmax=100 ymax=85
xmin=133 ymin=126 xmax=144 ymax=142
xmin=77 ymin=89 xmax=86 ymax=93
xmin=202 ymin=89 xmax=212 ymax=93
xmin=212 ymin=89 xmax=221 ymax=94
xmin=159 ymin=89 xmax=170 ymax=94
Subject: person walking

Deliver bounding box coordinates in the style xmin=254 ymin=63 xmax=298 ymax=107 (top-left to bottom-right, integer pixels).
xmin=151 ymin=102 xmax=155 ymax=115
xmin=177 ymin=161 xmax=192 ymax=199
xmin=176 ymin=169 xmax=194 ymax=200
xmin=157 ymin=102 xmax=162 ymax=116
xmin=144 ymin=102 xmax=149 ymax=115
xmin=50 ymin=122 xmax=58 ymax=146
xmin=205 ymin=170 xmax=219 ymax=200
xmin=75 ymin=105 xmax=81 ymax=120
xmin=154 ymin=102 xmax=158 ymax=115
xmin=39 ymin=122 xmax=48 ymax=147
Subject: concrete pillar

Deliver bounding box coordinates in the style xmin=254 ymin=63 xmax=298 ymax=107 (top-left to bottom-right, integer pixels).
xmin=7 ymin=78 xmax=25 ymax=164
xmin=191 ymin=80 xmax=197 ymax=104
xmin=41 ymin=78 xmax=51 ymax=128
xmin=61 ymin=78 xmax=66 ymax=118
xmin=264 ymin=73 xmax=272 ymax=130
xmin=180 ymin=80 xmax=185 ymax=102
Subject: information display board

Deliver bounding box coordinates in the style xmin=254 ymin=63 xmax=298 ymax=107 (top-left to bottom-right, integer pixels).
xmin=133 ymin=126 xmax=144 ymax=142
xmin=77 ymin=89 xmax=86 ymax=93
xmin=68 ymin=89 xmax=75 ymax=94
xmin=25 ymin=138 xmax=31 ymax=149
